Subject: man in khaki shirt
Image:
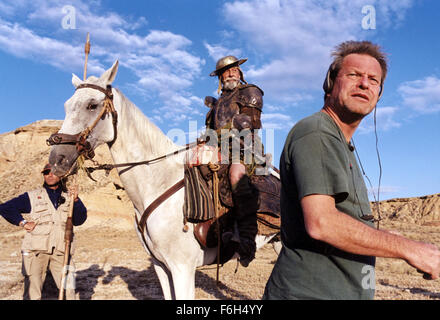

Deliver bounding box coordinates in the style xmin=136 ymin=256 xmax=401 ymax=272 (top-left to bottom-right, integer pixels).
xmin=0 ymin=163 xmax=87 ymax=300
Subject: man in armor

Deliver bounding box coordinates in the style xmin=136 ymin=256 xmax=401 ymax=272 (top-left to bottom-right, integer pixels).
xmin=204 ymin=56 xmax=264 ymax=267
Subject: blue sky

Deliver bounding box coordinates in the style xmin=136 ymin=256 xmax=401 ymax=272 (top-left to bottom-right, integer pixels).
xmin=0 ymin=0 xmax=439 ymax=200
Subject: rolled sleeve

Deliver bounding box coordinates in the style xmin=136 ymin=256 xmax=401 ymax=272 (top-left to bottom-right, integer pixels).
xmin=72 ymin=198 xmax=87 ymax=226
xmin=0 ymin=193 xmax=31 ymax=226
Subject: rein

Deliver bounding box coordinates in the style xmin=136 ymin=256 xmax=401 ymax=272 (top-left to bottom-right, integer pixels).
xmin=47 ymin=82 xmax=205 ymax=177
xmin=84 ymin=140 xmax=203 ymax=178
xmin=46 ymin=82 xmax=207 ymax=255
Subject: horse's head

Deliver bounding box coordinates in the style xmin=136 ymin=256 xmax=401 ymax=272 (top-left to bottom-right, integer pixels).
xmin=49 ymin=60 xmax=119 ymax=177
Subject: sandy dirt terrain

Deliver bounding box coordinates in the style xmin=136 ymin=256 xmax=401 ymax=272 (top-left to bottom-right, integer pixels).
xmin=0 ymin=121 xmax=439 ymax=300
xmin=0 ymin=213 xmax=439 ymax=300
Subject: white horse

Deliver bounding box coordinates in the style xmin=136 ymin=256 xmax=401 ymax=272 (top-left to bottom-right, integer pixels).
xmin=48 ymin=61 xmax=278 ymax=299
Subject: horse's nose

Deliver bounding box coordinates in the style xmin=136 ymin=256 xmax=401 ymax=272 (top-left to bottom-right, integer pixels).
xmin=56 ymin=154 xmax=69 ymax=167
xmin=49 ymin=151 xmax=71 ymax=176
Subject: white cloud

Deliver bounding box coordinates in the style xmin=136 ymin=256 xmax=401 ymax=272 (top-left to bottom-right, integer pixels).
xmin=261 ymin=112 xmax=294 ymax=130
xmin=0 ymin=0 xmax=205 ymax=125
xmin=358 ymin=106 xmax=401 ymax=134
xmin=264 ymin=104 xmax=285 ymax=112
xmin=368 ymin=185 xmax=402 ymax=201
xmin=0 ymin=2 xmax=18 ymax=16
xmin=221 ymin=0 xmax=415 ymax=103
xmin=398 ymin=76 xmax=440 ymax=114
xmin=204 ymin=42 xmax=243 ymax=62
xmin=0 ymin=18 xmax=105 ymax=74
xmin=0 ymin=0 xmax=417 ymax=126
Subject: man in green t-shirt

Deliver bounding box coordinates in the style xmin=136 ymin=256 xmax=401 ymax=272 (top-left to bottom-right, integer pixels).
xmin=263 ymin=41 xmax=440 ymax=300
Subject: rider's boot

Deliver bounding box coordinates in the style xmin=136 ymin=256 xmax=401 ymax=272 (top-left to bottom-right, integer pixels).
xmin=231 ymin=175 xmax=259 ymax=267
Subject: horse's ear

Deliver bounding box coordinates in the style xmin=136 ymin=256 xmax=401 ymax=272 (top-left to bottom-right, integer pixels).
xmin=72 ymin=73 xmax=82 ymax=88
xmin=101 ymin=60 xmax=119 ymax=86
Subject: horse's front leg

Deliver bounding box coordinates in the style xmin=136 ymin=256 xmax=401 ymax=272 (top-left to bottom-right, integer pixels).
xmin=152 ymin=260 xmax=173 ymax=300
xmin=170 ymin=263 xmax=196 ymax=300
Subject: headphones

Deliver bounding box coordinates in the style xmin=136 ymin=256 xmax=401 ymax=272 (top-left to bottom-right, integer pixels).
xmin=322 ymin=63 xmax=384 ymax=100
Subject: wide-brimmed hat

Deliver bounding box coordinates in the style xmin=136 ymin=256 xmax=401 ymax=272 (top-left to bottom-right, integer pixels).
xmin=41 ymin=163 xmax=52 ymax=174
xmin=209 ymin=55 xmax=247 ymax=77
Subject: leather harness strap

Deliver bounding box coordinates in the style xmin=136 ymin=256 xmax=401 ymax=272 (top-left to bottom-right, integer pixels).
xmin=46 ymin=83 xmax=118 ymax=157
xmin=137 ymin=179 xmax=185 ymax=234
xmin=48 ymin=83 xmax=192 ymax=262
xmin=133 ymin=179 xmax=184 ymax=267
xmin=76 ymin=83 xmax=113 ymax=99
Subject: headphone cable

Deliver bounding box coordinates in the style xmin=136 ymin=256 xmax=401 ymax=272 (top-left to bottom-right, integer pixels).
xmin=352 ymin=106 xmax=382 ymax=229
xmin=373 ymin=105 xmax=383 ymax=229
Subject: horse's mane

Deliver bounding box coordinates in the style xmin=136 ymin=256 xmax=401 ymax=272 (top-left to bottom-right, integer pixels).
xmin=114 ymin=88 xmax=178 ymax=157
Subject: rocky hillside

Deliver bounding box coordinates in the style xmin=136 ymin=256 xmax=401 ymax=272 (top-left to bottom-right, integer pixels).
xmin=0 ymin=120 xmax=439 ymax=227
xmin=375 ymin=194 xmax=440 ymax=226
xmin=0 ymin=120 xmax=134 ymax=227
xmin=0 ymin=120 xmax=439 ymax=301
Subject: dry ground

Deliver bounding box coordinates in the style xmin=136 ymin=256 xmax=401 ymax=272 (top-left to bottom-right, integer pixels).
xmin=1 ymin=121 xmax=439 ymax=300
xmin=0 ymin=211 xmax=439 ymax=300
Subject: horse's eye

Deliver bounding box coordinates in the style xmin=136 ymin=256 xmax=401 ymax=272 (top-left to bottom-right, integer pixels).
xmin=87 ymin=104 xmax=98 ymax=111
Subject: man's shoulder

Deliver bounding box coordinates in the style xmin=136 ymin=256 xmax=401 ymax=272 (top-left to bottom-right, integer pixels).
xmin=290 ymin=111 xmax=339 ymax=139
xmin=26 ymin=187 xmax=50 ymax=205
xmin=27 ymin=187 xmax=44 ymax=197
xmin=283 ymin=112 xmax=342 ymax=153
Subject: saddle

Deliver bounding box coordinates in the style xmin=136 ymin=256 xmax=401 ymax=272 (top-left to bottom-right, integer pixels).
xmin=183 ymin=145 xmax=281 ymax=263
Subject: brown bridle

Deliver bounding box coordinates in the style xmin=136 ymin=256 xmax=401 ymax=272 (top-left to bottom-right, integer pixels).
xmin=47 ymin=83 xmax=118 ymax=159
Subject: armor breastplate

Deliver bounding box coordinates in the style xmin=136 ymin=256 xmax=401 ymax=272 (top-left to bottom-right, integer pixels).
xmin=211 ymin=88 xmax=240 ymax=130
xmin=207 ymin=84 xmax=263 ymax=130
xmin=203 ymin=84 xmax=265 ymax=174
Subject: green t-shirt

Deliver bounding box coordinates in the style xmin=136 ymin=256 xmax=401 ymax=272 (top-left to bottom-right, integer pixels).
xmin=264 ymin=111 xmax=375 ymax=300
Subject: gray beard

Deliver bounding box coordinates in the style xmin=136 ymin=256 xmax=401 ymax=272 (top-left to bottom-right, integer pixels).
xmin=223 ymin=79 xmax=240 ymax=91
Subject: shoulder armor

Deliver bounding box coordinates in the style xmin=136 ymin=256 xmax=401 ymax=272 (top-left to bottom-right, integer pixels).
xmin=204 ymin=96 xmax=217 ymax=109
xmin=237 ymin=84 xmax=263 ymax=110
